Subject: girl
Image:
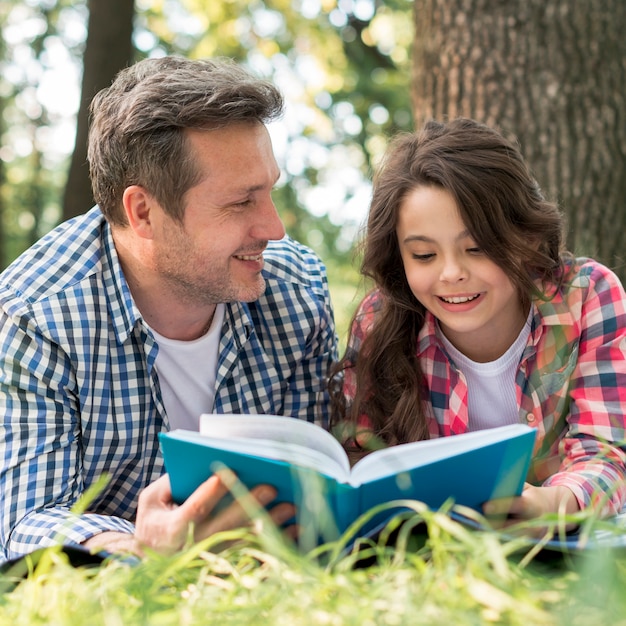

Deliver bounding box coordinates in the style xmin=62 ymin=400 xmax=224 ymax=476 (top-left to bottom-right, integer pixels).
xmin=331 ymin=118 xmax=626 ymax=526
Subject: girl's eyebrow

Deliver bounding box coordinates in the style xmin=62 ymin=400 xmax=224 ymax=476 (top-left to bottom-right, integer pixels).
xmin=402 ymin=229 xmax=472 ymax=245
xmin=402 ymin=234 xmax=434 ymax=244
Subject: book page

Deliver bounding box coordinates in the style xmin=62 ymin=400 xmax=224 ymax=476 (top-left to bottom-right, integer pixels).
xmin=198 ymin=413 xmax=351 ymax=478
xmin=350 ymin=424 xmax=532 ymax=486
xmin=165 ymin=429 xmax=350 ymax=480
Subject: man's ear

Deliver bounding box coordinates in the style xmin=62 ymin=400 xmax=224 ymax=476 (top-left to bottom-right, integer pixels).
xmin=122 ymin=185 xmax=156 ymax=239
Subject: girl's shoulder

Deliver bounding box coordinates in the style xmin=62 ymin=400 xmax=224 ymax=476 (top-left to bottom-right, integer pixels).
xmin=349 ymin=289 xmax=385 ymax=338
xmin=356 ymin=288 xmax=384 ymax=314
xmin=534 ymin=256 xmax=626 ymax=323
xmin=560 ymin=256 xmax=625 ymax=295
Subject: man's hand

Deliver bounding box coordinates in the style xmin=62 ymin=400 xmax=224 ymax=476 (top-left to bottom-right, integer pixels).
xmin=482 ymin=483 xmax=580 ymax=536
xmin=82 ymin=531 xmax=141 ymax=555
xmin=83 ymin=473 xmax=296 ymax=557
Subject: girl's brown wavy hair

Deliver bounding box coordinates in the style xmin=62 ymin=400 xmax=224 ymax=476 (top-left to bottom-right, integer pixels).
xmin=330 ymin=118 xmax=566 ymax=452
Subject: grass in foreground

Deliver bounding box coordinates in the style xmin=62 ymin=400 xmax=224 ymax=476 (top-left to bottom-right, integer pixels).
xmin=1 ymin=503 xmax=625 ymax=626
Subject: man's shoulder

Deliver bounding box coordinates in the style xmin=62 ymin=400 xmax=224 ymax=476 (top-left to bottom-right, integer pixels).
xmin=262 ymin=236 xmax=328 ymax=290
xmin=0 ymin=207 xmax=107 ymax=306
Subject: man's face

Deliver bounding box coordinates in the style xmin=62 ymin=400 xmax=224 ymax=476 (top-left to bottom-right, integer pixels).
xmin=151 ymin=122 xmax=286 ymax=306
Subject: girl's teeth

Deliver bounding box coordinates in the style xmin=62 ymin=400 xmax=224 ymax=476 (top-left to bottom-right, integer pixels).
xmin=442 ymin=294 xmax=479 ymax=304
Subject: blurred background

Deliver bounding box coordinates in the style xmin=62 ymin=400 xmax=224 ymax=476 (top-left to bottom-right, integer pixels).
xmin=1 ymin=0 xmax=625 ymax=347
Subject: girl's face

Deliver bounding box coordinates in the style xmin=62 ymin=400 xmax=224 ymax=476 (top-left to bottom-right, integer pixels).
xmin=396 ymin=185 xmax=527 ymax=362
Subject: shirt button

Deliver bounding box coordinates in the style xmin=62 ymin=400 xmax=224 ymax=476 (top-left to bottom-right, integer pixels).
xmin=526 ymin=414 xmax=535 ymax=422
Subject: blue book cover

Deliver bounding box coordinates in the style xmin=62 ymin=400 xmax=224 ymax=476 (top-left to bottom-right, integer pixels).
xmin=158 ymin=415 xmax=536 ymax=540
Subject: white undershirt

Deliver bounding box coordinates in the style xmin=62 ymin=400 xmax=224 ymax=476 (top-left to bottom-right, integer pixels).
xmin=437 ymin=310 xmax=532 ymax=431
xmin=149 ymin=303 xmax=225 ymax=432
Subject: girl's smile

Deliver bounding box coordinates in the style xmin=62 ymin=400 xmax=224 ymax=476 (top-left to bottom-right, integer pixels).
xmin=437 ymin=292 xmax=484 ymax=312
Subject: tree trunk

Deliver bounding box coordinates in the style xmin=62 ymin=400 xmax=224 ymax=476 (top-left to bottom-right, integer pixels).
xmin=412 ymin=0 xmax=626 ymax=281
xmin=63 ymin=0 xmax=135 ymax=221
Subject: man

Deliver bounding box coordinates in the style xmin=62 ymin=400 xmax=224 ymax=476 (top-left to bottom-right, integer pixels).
xmin=0 ymin=56 xmax=337 ymax=561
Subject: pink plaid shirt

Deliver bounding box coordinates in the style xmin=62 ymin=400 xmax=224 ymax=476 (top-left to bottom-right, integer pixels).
xmin=343 ymin=257 xmax=626 ymax=515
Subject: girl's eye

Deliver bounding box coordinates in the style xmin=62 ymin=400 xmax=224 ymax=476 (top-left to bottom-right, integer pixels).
xmin=412 ymin=253 xmax=435 ymax=261
xmin=467 ymin=247 xmax=483 ymax=255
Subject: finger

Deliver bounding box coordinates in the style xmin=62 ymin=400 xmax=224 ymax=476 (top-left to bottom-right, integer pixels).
xmin=199 ymin=484 xmax=277 ymax=538
xmin=483 ymin=498 xmax=533 ymax=531
xmin=137 ymin=474 xmax=174 ymax=510
xmin=504 ymin=497 xmax=529 ymax=518
xmin=250 ymin=484 xmax=279 ymax=507
xmin=267 ymin=502 xmax=296 ymax=527
xmin=178 ymin=474 xmax=230 ymax=524
xmin=483 ymin=496 xmax=517 ymax=517
xmin=135 ymin=475 xmax=187 ymax=553
xmin=283 ymin=524 xmax=299 ymax=541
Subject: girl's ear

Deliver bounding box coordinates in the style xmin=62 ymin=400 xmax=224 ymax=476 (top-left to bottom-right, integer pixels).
xmin=121 ymin=185 xmax=156 ymax=239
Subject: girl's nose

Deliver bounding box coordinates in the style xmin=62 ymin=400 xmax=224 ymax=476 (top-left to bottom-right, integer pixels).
xmin=439 ymin=255 xmax=467 ymax=283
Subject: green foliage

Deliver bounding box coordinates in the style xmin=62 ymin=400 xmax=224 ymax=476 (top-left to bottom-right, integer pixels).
xmin=134 ymin=0 xmax=413 ymax=267
xmin=1 ymin=0 xmax=413 ymax=289
xmin=325 ymin=255 xmax=370 ymax=349
xmin=0 ymin=0 xmax=80 ymax=267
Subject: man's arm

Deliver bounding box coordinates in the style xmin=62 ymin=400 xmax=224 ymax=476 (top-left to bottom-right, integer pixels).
xmin=0 ymin=306 xmax=134 ymax=561
xmin=0 ymin=308 xmax=295 ymax=561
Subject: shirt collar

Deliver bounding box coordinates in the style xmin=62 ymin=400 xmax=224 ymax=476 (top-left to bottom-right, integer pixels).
xmin=99 ymin=206 xmax=257 ymax=347
xmin=99 ymin=215 xmax=143 ymax=345
xmin=416 ymin=276 xmax=575 ymax=359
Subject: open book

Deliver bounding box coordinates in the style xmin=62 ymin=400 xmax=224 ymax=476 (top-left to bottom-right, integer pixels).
xmin=158 ymin=415 xmax=536 ymax=540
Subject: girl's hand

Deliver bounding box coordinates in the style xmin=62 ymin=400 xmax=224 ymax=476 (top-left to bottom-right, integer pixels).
xmin=482 ymin=483 xmax=580 ymax=536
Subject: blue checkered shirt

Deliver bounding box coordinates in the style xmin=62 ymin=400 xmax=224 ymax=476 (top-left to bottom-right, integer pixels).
xmin=0 ymin=207 xmax=337 ymax=562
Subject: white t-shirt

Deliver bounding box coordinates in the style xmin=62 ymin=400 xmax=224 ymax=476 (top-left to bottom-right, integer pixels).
xmin=437 ymin=311 xmax=532 ymax=431
xmin=149 ymin=304 xmax=225 ymax=431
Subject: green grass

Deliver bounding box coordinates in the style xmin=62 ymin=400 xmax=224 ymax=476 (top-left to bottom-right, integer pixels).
xmin=1 ymin=505 xmax=625 ymax=626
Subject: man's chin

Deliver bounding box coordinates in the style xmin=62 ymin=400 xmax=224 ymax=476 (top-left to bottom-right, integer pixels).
xmin=234 ymin=278 xmax=267 ymax=303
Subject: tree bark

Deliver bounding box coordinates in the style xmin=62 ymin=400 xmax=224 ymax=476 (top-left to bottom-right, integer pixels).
xmin=412 ymin=0 xmax=626 ymax=280
xmin=62 ymin=0 xmax=135 ymax=221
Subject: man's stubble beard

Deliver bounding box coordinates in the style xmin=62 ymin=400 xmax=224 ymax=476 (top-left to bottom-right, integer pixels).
xmin=157 ymin=253 xmax=267 ymax=306
xmin=156 ymin=224 xmax=267 ymax=306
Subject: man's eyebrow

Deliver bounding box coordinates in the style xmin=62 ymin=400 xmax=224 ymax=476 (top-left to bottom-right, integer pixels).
xmin=234 ymin=172 xmax=281 ymax=195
